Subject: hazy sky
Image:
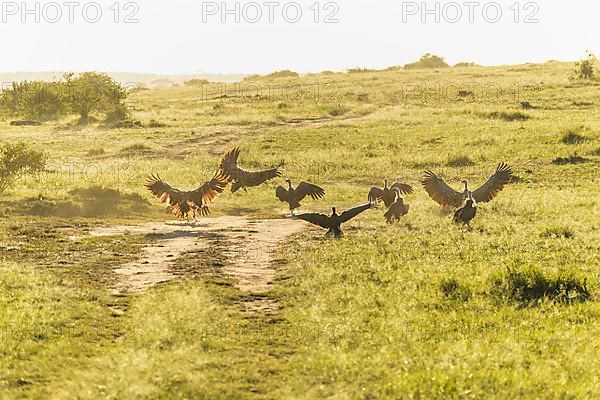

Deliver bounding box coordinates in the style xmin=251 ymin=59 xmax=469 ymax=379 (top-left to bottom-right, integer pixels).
xmin=0 ymin=0 xmax=598 ymax=74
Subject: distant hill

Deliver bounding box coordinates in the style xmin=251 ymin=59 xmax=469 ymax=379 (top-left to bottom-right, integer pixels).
xmin=0 ymin=72 xmax=248 ymax=88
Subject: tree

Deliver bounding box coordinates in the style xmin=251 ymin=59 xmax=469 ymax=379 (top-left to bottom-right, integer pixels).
xmin=0 ymin=142 xmax=47 ymax=193
xmin=404 ymin=53 xmax=450 ymax=70
xmin=0 ymin=81 xmax=66 ymax=120
xmin=64 ymin=72 xmax=129 ymax=124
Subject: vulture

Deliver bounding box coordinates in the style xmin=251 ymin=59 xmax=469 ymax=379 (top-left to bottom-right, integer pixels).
xmin=453 ymin=194 xmax=477 ymax=226
xmin=276 ymin=179 xmax=325 ymax=213
xmin=221 ymin=147 xmax=284 ymax=193
xmin=422 ymin=163 xmax=513 ymax=207
xmin=293 ymin=203 xmax=375 ymax=238
xmin=369 ymin=179 xmax=413 ymax=207
xmin=145 ymin=169 xmax=230 ymax=219
xmin=384 ymin=188 xmax=410 ymax=223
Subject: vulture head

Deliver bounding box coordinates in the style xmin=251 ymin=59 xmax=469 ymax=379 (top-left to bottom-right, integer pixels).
xmin=331 ymin=207 xmax=338 ymax=216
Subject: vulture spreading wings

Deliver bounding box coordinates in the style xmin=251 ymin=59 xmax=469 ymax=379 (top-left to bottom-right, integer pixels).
xmin=421 ymin=163 xmax=513 ymax=207
xmin=221 ymin=147 xmax=284 ymax=193
xmin=384 ymin=188 xmax=410 ymax=223
xmin=294 ymin=203 xmax=375 ymax=238
xmin=368 ymin=179 xmax=414 ymax=207
xmin=276 ymin=179 xmax=326 ymax=212
xmin=145 ymin=169 xmax=230 ymax=218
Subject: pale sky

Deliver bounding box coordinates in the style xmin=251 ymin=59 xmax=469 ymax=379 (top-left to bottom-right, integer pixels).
xmin=0 ymin=0 xmax=598 ymax=74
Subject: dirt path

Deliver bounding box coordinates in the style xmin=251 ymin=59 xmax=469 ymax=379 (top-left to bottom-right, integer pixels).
xmin=73 ymin=216 xmax=303 ymax=312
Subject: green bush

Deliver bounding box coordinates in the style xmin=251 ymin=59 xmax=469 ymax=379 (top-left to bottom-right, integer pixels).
xmin=0 ymin=142 xmax=47 ymax=193
xmin=572 ymin=52 xmax=597 ymax=81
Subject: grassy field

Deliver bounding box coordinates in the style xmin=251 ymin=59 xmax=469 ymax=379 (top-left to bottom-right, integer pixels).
xmin=1 ymin=61 xmax=600 ymax=399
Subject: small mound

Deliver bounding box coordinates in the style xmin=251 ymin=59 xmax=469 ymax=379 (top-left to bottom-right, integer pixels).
xmin=552 ymin=154 xmax=588 ymax=165
xmin=478 ymin=111 xmax=530 ymax=122
xmin=489 ymin=266 xmax=590 ymax=306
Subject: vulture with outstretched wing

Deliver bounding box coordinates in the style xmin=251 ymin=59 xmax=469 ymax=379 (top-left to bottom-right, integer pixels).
xmin=145 ymin=169 xmax=230 ymax=219
xmin=368 ymin=179 xmax=413 ymax=207
xmin=422 ymin=163 xmax=513 ymax=207
xmin=221 ymin=147 xmax=284 ymax=193
xmin=276 ymin=179 xmax=325 ymax=213
xmin=384 ymin=188 xmax=410 ymax=223
xmin=293 ymin=203 xmax=375 ymax=238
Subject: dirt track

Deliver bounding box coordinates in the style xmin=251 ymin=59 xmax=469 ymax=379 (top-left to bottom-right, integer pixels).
xmin=73 ymin=216 xmax=304 ymax=312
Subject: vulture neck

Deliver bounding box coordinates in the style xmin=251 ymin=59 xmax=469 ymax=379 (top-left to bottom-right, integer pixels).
xmin=384 ymin=179 xmax=388 ymax=189
xmin=287 ymin=181 xmax=293 ymax=190
xmin=331 ymin=207 xmax=338 ymax=216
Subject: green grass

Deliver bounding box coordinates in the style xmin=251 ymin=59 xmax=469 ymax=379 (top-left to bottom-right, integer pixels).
xmin=1 ymin=61 xmax=600 ymax=398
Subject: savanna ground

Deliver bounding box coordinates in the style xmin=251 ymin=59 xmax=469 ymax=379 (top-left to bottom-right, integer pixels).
xmin=1 ymin=61 xmax=600 ymax=399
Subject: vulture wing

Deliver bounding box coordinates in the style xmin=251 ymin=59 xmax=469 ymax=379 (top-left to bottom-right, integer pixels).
xmin=275 ymin=186 xmax=288 ymax=202
xmin=294 ymin=182 xmax=326 ymax=201
xmin=145 ymin=173 xmax=186 ymax=206
xmin=390 ymin=182 xmax=414 ymax=196
xmin=339 ymin=203 xmax=374 ymax=223
xmin=471 ymin=163 xmax=513 ymax=203
xmin=294 ymin=213 xmax=331 ymax=229
xmin=187 ymin=169 xmax=230 ymax=208
xmin=220 ymin=147 xmax=241 ymax=181
xmin=421 ymin=170 xmax=463 ymax=207
xmin=235 ymin=161 xmax=284 ymax=188
xmin=368 ymin=187 xmax=384 ymax=203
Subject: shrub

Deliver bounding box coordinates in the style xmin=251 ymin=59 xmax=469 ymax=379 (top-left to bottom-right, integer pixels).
xmin=265 ymin=70 xmax=299 ymax=79
xmin=0 ymin=142 xmax=47 ymax=193
xmin=572 ymin=52 xmax=597 ymax=81
xmin=447 ymin=155 xmax=474 ymax=167
xmin=489 ymin=266 xmax=590 ymax=305
xmin=440 ymin=278 xmax=472 ymax=301
xmin=454 ymin=62 xmax=477 ymax=68
xmin=147 ymin=119 xmax=168 ymax=128
xmin=184 ymin=79 xmax=210 ymax=86
xmin=561 ymin=127 xmax=589 ymax=144
xmin=119 ymin=144 xmax=153 ymax=156
xmin=404 ymin=53 xmax=450 ymax=70
xmin=347 ymin=68 xmax=377 ymax=74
